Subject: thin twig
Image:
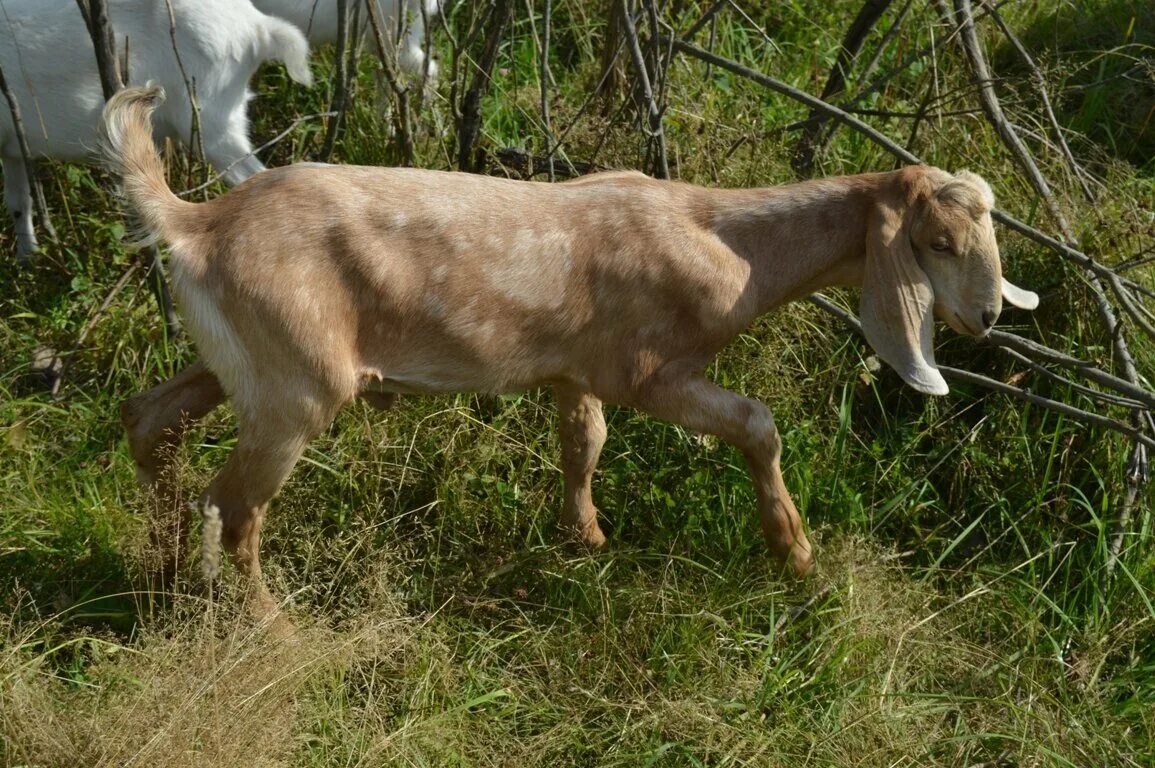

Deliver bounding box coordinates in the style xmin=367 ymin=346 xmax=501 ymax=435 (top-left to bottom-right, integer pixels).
xmin=177 ymin=111 xmax=337 ymax=196
xmin=981 ymin=0 xmax=1095 ymax=202
xmin=163 ymin=0 xmax=204 ymax=173
xmin=456 ymin=0 xmax=514 ymax=172
xmin=50 ymin=263 xmax=138 ymax=398
xmin=683 ymin=0 xmax=729 ymax=41
xmin=810 ymin=295 xmax=1155 ymax=450
xmin=793 ymin=0 xmax=892 ymax=176
xmin=539 ymin=0 xmax=555 ymax=182
xmin=985 ymin=330 xmax=1155 ymax=409
xmin=366 ymin=0 xmax=416 ymax=166
xmin=317 ymin=0 xmax=351 ymax=162
xmin=621 ymin=0 xmax=668 ymax=178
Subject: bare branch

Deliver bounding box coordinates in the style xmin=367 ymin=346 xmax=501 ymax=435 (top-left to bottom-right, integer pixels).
xmin=366 ymin=0 xmax=415 ymax=165
xmin=539 ymin=0 xmax=554 ymax=182
xmin=981 ymin=0 xmax=1095 ymax=202
xmin=317 ymin=0 xmax=351 ymax=162
xmin=456 ymin=0 xmax=515 ymax=172
xmin=620 ymin=0 xmax=669 ymax=178
xmin=810 ymin=294 xmax=1155 ymax=451
xmin=793 ymin=0 xmax=892 ymax=176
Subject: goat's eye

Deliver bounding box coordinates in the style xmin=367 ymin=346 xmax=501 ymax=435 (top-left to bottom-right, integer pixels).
xmin=930 ymin=238 xmax=952 ymax=253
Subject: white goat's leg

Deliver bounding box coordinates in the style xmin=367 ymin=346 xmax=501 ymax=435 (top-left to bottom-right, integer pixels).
xmin=122 ymin=361 xmax=226 ymax=584
xmin=203 ymin=106 xmax=266 ymax=186
xmin=555 ymin=384 xmax=608 ymax=548
xmin=2 ymin=155 xmax=39 ymax=261
xmin=632 ymin=374 xmax=813 ymax=576
xmin=202 ymin=396 xmax=339 ymax=623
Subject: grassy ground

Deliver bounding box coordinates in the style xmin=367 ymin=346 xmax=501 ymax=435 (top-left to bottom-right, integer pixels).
xmin=2 ymin=1 xmax=1153 ymax=765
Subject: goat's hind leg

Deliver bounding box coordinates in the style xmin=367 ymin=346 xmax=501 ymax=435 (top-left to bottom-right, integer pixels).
xmin=201 ymin=391 xmax=343 ymax=625
xmin=123 ymin=361 xmax=226 ymax=584
xmin=632 ymin=373 xmax=813 ymax=576
xmin=555 ymin=384 xmax=608 ymax=548
xmin=3 ymin=156 xmax=38 ymax=261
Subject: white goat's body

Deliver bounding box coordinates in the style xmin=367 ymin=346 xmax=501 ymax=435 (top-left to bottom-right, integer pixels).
xmin=0 ymin=0 xmax=312 ymax=259
xmin=252 ymin=0 xmax=438 ymax=75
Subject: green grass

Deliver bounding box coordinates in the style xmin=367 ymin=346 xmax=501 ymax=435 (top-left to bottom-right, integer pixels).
xmin=2 ymin=1 xmax=1154 ymax=765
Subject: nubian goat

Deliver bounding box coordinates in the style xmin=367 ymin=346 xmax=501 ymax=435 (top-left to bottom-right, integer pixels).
xmin=0 ymin=0 xmax=313 ymax=260
xmin=103 ymin=85 xmax=1038 ymax=620
xmin=252 ymin=0 xmax=440 ymax=77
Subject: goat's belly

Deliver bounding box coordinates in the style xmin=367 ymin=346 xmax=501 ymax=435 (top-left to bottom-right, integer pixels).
xmin=359 ymin=355 xmax=566 ymax=397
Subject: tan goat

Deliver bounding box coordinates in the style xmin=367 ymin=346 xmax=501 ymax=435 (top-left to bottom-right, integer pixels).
xmin=103 ymin=85 xmax=1038 ymax=619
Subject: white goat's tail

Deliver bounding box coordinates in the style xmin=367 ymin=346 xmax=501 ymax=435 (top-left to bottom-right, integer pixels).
xmin=260 ymin=16 xmax=314 ymax=87
xmin=100 ymin=84 xmax=194 ymax=246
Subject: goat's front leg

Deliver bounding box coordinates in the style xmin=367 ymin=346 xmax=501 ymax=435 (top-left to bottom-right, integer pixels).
xmin=632 ymin=373 xmax=813 ymax=576
xmin=555 ymin=384 xmax=608 ymax=548
xmin=2 ymin=156 xmax=38 ymax=261
xmin=123 ymin=361 xmax=226 ymax=583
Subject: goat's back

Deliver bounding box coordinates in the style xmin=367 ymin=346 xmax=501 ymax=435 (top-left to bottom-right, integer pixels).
xmin=165 ymin=165 xmax=753 ymax=401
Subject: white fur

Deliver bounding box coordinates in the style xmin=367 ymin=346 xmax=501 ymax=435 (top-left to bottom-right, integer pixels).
xmin=0 ymin=0 xmax=313 ymax=260
xmin=252 ymin=0 xmax=439 ymax=78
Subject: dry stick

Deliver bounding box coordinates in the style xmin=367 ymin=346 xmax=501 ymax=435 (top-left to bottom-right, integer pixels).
xmin=365 ymin=0 xmax=415 ymax=166
xmin=0 ymin=62 xmax=56 ymax=257
xmin=996 ymin=347 xmax=1147 ymax=410
xmin=620 ymin=0 xmax=668 ymax=178
xmin=985 ymin=330 xmax=1155 ymax=410
xmin=163 ymin=0 xmax=203 ymax=172
xmin=810 ymin=295 xmax=1155 ymax=451
xmin=50 ymin=263 xmax=138 ymax=398
xmin=74 ymin=0 xmax=120 ymax=104
xmin=858 ymin=0 xmax=915 ymax=87
xmin=539 ymin=0 xmax=555 ymax=182
xmin=596 ymin=0 xmax=629 ymax=103
xmin=76 ymin=0 xmax=179 ymax=338
xmin=952 ymin=0 xmax=1148 ymax=578
xmin=683 ymin=0 xmax=729 ymax=41
xmin=793 ymin=0 xmax=892 ymax=177
xmin=317 ymin=0 xmax=350 ymax=162
xmin=456 ymin=0 xmax=514 ymax=172
xmin=982 ymin=0 xmax=1095 ymax=202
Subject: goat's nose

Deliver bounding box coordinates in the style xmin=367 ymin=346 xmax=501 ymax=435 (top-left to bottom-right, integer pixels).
xmin=981 ymin=309 xmax=998 ymax=330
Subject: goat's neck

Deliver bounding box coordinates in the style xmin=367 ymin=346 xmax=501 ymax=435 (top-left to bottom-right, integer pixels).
xmin=702 ymin=175 xmax=878 ymax=317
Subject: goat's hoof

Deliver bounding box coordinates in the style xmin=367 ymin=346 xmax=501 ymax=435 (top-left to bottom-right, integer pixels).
xmin=788 ymin=547 xmax=815 ymax=578
xmin=562 ymin=519 xmax=607 ymax=550
xmin=15 ymin=240 xmax=39 ymax=263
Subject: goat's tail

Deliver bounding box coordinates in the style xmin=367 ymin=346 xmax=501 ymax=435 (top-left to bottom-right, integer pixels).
xmin=259 ymin=16 xmax=314 ymax=87
xmin=100 ymin=84 xmax=195 ymax=246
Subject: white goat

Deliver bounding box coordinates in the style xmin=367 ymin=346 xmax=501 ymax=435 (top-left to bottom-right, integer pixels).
xmin=103 ymin=85 xmax=1038 ymax=622
xmin=0 ymin=0 xmax=313 ymax=260
xmin=252 ymin=0 xmax=439 ymax=77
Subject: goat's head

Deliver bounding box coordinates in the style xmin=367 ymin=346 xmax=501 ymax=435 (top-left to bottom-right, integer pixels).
xmin=859 ymin=166 xmax=1039 ymax=395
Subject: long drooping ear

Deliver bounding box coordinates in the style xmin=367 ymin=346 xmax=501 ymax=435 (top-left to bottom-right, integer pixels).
xmin=859 ymin=203 xmax=950 ymax=396
xmin=1002 ymin=278 xmax=1039 ymax=310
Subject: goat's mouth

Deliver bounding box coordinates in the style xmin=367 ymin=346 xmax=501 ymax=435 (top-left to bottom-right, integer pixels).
xmin=949 ymin=311 xmax=983 ymax=337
